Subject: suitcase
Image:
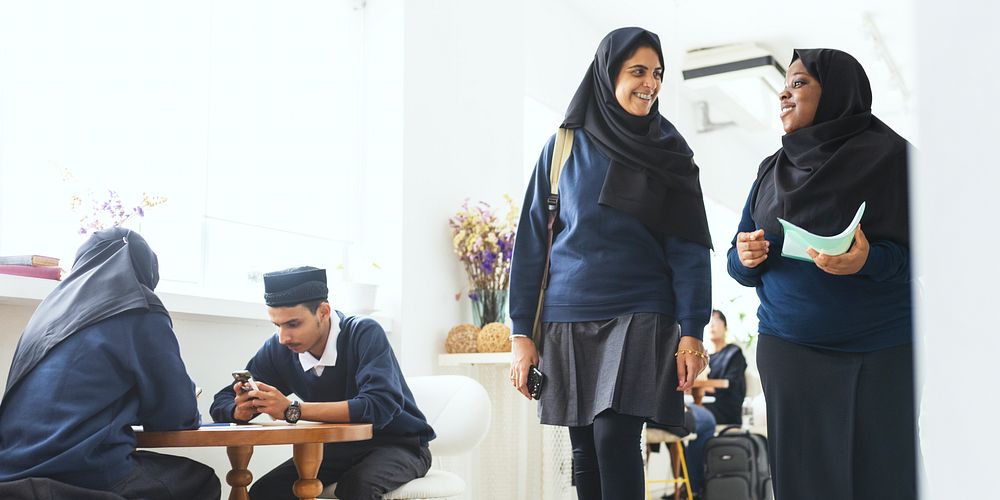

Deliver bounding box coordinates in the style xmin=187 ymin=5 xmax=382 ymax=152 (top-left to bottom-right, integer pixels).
xmin=703 ymin=425 xmax=773 ymax=500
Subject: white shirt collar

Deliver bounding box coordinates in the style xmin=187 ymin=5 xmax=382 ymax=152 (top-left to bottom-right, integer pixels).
xmin=298 ymin=319 xmax=340 ymax=377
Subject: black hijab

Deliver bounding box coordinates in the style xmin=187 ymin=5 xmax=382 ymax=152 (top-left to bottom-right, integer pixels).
xmin=563 ymin=27 xmax=712 ymax=248
xmin=752 ymin=49 xmax=910 ymax=247
xmin=2 ymin=228 xmax=167 ymax=398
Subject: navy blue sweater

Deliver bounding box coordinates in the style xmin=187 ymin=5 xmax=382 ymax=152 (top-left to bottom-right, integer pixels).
xmin=510 ymin=129 xmax=712 ymax=339
xmin=210 ymin=313 xmax=435 ymax=446
xmin=0 ymin=310 xmax=201 ymax=490
xmin=727 ymin=182 xmax=912 ymax=351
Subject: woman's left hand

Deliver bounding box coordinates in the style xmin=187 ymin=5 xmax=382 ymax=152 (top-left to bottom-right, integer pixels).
xmin=676 ymin=336 xmax=708 ymax=392
xmin=807 ymin=225 xmax=869 ymax=275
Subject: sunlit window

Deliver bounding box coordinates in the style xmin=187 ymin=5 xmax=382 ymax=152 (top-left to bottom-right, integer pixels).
xmin=0 ymin=1 xmax=364 ymax=296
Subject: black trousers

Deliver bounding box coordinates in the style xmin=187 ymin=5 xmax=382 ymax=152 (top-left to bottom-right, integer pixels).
xmin=568 ymin=409 xmax=646 ymax=500
xmin=757 ymin=334 xmax=917 ymax=500
xmin=110 ymin=451 xmax=220 ymax=500
xmin=248 ymin=441 xmax=431 ymax=500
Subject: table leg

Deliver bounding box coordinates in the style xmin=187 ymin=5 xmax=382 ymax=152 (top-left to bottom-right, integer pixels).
xmin=226 ymin=445 xmax=254 ymax=500
xmin=692 ymin=388 xmax=705 ymax=406
xmin=292 ymin=442 xmax=324 ymax=500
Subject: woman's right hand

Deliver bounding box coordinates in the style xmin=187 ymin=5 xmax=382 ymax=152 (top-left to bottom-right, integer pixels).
xmin=510 ymin=336 xmax=540 ymax=400
xmin=736 ymin=229 xmax=770 ymax=268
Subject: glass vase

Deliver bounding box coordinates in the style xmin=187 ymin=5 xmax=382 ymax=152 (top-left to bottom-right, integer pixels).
xmin=469 ymin=288 xmax=508 ymax=327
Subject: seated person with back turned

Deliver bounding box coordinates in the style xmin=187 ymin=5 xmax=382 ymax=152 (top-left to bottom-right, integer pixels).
xmin=210 ymin=266 xmax=434 ymax=500
xmin=0 ymin=228 xmax=220 ymax=500
xmin=703 ymin=309 xmax=747 ymax=425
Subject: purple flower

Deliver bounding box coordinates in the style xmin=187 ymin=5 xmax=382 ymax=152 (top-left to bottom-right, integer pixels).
xmin=468 ymin=291 xmax=480 ymax=302
xmin=479 ymin=250 xmax=497 ymax=274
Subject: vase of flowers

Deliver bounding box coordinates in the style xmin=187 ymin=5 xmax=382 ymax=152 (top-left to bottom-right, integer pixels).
xmin=64 ymin=169 xmax=167 ymax=235
xmin=449 ymin=196 xmax=518 ymax=327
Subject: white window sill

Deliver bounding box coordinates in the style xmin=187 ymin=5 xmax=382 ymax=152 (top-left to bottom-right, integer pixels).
xmin=0 ymin=274 xmax=267 ymax=323
xmin=0 ymin=274 xmax=393 ymax=331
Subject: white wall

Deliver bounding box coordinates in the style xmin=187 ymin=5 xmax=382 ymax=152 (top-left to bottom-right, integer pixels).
xmin=358 ymin=0 xmax=405 ymax=352
xmin=397 ymin=0 xmax=525 ymax=375
xmin=913 ymin=1 xmax=1000 ymax=498
xmin=0 ymin=305 xmax=34 ymax=393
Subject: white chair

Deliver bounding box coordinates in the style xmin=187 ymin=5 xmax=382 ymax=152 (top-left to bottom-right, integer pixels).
xmin=319 ymin=375 xmax=491 ymax=499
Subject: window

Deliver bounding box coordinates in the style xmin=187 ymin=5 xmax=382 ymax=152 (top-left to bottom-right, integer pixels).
xmin=0 ymin=1 xmax=364 ymax=295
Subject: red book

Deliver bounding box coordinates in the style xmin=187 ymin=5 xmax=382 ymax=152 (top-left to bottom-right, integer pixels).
xmin=0 ymin=265 xmax=62 ymax=280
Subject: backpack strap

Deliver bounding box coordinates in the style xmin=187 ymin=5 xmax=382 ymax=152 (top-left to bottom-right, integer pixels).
xmin=549 ymin=127 xmax=573 ymax=198
xmin=531 ymin=128 xmax=574 ymax=351
xmin=541 ymin=127 xmax=573 ymax=288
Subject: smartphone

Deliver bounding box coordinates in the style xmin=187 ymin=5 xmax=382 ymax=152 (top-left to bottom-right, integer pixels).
xmin=526 ymin=365 xmax=544 ymax=400
xmin=231 ymin=370 xmax=260 ymax=393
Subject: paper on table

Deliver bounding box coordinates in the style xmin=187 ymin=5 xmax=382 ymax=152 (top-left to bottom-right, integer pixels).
xmin=132 ymin=424 xmax=262 ymax=432
xmin=778 ymin=202 xmax=866 ymax=262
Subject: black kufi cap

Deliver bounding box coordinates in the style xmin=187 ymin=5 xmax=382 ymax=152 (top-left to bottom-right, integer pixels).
xmin=263 ymin=266 xmax=328 ymax=307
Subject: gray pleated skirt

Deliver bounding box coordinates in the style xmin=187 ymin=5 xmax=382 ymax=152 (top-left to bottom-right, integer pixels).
xmin=536 ymin=312 xmax=685 ymax=428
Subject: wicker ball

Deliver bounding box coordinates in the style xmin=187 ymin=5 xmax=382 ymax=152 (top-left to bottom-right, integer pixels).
xmin=477 ymin=322 xmax=512 ymax=353
xmin=445 ymin=323 xmax=480 ymax=353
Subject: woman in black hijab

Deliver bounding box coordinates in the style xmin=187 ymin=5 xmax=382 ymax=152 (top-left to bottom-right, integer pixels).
xmin=0 ymin=228 xmax=220 ymax=500
xmin=509 ymin=28 xmax=712 ymax=499
xmin=728 ymin=49 xmax=915 ymax=499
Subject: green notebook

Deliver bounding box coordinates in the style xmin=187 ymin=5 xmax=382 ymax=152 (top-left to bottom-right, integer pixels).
xmin=778 ymin=202 xmax=866 ymax=262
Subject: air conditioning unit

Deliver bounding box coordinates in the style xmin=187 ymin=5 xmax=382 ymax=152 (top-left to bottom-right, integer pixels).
xmin=682 ymin=44 xmax=786 ymax=94
xmin=681 ymin=44 xmax=787 ymax=132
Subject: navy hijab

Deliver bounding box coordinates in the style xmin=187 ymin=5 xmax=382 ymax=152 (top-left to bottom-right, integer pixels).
xmin=2 ymin=228 xmax=167 ymax=398
xmin=563 ymin=27 xmax=712 ymax=248
xmin=752 ymin=49 xmax=910 ymax=247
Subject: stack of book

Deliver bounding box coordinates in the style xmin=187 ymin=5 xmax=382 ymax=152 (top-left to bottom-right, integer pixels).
xmin=0 ymin=255 xmax=62 ymax=280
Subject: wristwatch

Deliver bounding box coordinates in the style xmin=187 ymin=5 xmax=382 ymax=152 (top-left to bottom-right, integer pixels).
xmin=284 ymin=401 xmax=301 ymax=424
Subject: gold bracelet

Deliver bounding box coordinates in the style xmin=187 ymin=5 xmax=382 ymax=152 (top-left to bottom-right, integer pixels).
xmin=674 ymin=349 xmax=709 ymax=360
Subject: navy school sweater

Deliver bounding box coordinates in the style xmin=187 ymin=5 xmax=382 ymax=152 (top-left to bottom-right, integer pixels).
xmin=727 ymin=182 xmax=912 ymax=351
xmin=0 ymin=310 xmax=201 ymax=490
xmin=509 ymin=129 xmax=712 ymax=339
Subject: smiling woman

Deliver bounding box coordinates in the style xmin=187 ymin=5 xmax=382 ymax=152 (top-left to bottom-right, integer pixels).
xmin=779 ymin=59 xmax=823 ymax=133
xmin=509 ymin=27 xmax=713 ymax=499
xmin=613 ymin=45 xmax=664 ymax=117
xmin=729 ymin=48 xmax=915 ymax=500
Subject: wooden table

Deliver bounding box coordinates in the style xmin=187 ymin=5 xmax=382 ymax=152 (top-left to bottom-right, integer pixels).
xmin=136 ymin=423 xmax=372 ymax=500
xmin=691 ymin=379 xmax=729 ymax=405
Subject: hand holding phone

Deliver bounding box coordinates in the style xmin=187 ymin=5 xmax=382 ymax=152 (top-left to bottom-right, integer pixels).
xmin=526 ymin=365 xmax=544 ymax=400
xmin=232 ymin=370 xmax=260 ymax=393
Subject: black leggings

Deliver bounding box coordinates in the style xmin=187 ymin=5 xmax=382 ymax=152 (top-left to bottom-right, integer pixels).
xmin=568 ymin=409 xmax=645 ymax=500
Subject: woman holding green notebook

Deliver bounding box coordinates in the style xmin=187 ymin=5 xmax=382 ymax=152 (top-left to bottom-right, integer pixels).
xmin=729 ymin=49 xmax=915 ymax=500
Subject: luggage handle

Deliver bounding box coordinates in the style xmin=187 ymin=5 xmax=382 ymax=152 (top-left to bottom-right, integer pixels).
xmin=718 ymin=425 xmax=748 ymax=436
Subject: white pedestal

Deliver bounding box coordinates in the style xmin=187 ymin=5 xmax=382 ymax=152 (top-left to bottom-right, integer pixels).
xmin=438 ymin=353 xmax=576 ymax=500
